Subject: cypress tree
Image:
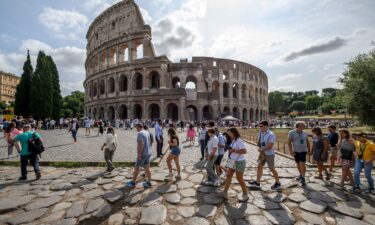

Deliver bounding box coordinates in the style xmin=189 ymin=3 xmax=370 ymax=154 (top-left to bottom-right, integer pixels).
xmin=14 ymin=50 xmax=33 ymax=117
xmin=30 ymin=51 xmax=53 ymax=119
xmin=47 ymin=56 xmax=62 ymax=119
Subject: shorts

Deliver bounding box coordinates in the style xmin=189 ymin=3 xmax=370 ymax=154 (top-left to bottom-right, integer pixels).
xmin=135 ymin=154 xmax=151 ymax=167
xmin=341 ymin=159 xmax=354 ymax=170
xmin=234 ymin=160 xmax=246 ymax=173
xmin=214 ymin=154 xmax=224 ymax=166
xmin=330 ymin=147 xmax=338 ymax=157
xmin=171 ymin=146 xmax=181 ymax=156
xmin=294 ymin=152 xmax=307 ymax=163
xmin=258 ymin=155 xmax=275 ymax=169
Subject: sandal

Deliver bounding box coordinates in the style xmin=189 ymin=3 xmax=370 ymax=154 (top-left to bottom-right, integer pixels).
xmin=314 ymin=176 xmax=323 ymax=180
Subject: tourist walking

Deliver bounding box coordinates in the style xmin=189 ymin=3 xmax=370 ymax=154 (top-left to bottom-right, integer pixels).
xmin=216 ymin=127 xmax=249 ymax=201
xmin=311 ymin=127 xmax=330 ymax=180
xmin=165 ymin=128 xmax=181 ymax=180
xmin=353 ymin=132 xmax=375 ymax=193
xmin=288 ymin=121 xmax=310 ymax=186
xmin=337 ymin=129 xmax=355 ymax=189
xmin=144 ymin=125 xmax=154 ymax=149
xmin=84 ymin=117 xmax=91 ymax=136
xmin=198 ymin=123 xmax=207 ymax=160
xmin=97 ymin=119 xmax=104 ymax=136
xmin=186 ymin=124 xmax=196 ymax=146
xmin=327 ymin=124 xmax=339 ymax=175
xmin=69 ymin=119 xmax=79 ymax=143
xmin=249 ymin=121 xmax=281 ymax=190
xmin=127 ymin=124 xmax=152 ymax=188
xmin=101 ymin=127 xmax=118 ymax=172
xmin=13 ymin=124 xmax=41 ymax=181
xmin=4 ymin=123 xmax=16 ymax=158
xmin=155 ymin=119 xmax=164 ymax=157
xmin=203 ymin=128 xmax=220 ymax=186
xmin=215 ymin=127 xmax=226 ymax=177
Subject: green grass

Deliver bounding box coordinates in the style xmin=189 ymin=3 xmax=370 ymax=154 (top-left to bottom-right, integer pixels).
xmin=0 ymin=161 xmax=159 ymax=168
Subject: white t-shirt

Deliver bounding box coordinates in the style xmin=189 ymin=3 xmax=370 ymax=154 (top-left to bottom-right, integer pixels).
xmin=84 ymin=119 xmax=91 ymax=128
xmin=105 ymin=133 xmax=118 ymax=151
xmin=198 ymin=128 xmax=207 ymax=141
xmin=207 ymin=136 xmax=219 ymax=156
xmin=230 ymin=138 xmax=246 ymax=161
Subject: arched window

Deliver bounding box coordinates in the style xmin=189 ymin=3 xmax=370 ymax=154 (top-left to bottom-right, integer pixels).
xmin=232 ymin=83 xmax=238 ymax=99
xmin=99 ymin=80 xmax=105 ymax=95
xmin=136 ymin=44 xmax=143 ymax=59
xmin=223 ymin=83 xmax=229 ymax=98
xmin=212 ymin=81 xmax=219 ymax=93
xmin=150 ymin=71 xmax=160 ymax=89
xmin=185 ymin=75 xmax=197 ymax=90
xmin=172 ymin=77 xmax=181 ymax=88
xmin=108 ymin=77 xmax=115 ymax=93
xmin=120 ymin=75 xmax=128 ymax=92
xmin=135 ymin=73 xmax=143 ymax=90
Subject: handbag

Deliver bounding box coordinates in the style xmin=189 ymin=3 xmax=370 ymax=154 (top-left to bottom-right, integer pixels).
xmin=225 ymin=141 xmax=241 ymax=170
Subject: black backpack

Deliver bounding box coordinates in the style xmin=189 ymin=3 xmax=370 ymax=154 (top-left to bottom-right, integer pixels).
xmin=28 ymin=133 xmax=45 ymax=156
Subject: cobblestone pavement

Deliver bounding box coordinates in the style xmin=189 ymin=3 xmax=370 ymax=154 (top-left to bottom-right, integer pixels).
xmin=1 ymin=154 xmax=375 ymax=224
xmin=0 ymin=128 xmax=170 ymax=162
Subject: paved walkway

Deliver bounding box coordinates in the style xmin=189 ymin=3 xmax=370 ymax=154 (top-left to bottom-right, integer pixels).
xmin=0 ymin=137 xmax=375 ymax=225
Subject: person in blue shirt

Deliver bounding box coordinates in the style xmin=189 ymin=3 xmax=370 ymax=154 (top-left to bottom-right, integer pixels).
xmin=13 ymin=124 xmax=42 ymax=181
xmin=154 ymin=119 xmax=164 ymax=157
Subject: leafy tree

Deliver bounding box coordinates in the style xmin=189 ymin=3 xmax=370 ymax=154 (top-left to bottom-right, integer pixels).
xmin=30 ymin=51 xmax=53 ymax=119
xmin=46 ymin=56 xmax=62 ymax=119
xmin=268 ymin=91 xmax=283 ymax=114
xmin=305 ymin=90 xmax=319 ymax=96
xmin=289 ymin=101 xmax=306 ymax=112
xmin=322 ymin=88 xmax=338 ymax=98
xmin=62 ymin=91 xmax=84 ymax=118
xmin=341 ymin=48 xmax=375 ymax=127
xmin=14 ymin=50 xmax=33 ymax=117
xmin=305 ymin=95 xmax=321 ymax=110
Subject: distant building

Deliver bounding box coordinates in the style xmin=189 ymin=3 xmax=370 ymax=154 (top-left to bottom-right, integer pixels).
xmin=0 ymin=71 xmax=20 ymax=103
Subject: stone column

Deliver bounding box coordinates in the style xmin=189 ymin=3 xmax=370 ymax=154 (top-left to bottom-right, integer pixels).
xmin=128 ymin=41 xmax=133 ymax=63
xmin=160 ymin=64 xmax=168 ymax=89
xmin=116 ymin=45 xmax=119 ymax=65
xmin=106 ymin=49 xmax=110 ymax=68
xmin=143 ymin=68 xmax=149 ymax=90
xmin=179 ymin=97 xmax=186 ymax=121
xmin=115 ymin=73 xmax=119 ymax=97
xmin=97 ymin=52 xmax=101 ymax=71
xmin=160 ymin=99 xmax=165 ymax=119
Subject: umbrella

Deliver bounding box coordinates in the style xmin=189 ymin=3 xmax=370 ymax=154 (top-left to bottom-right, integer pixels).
xmin=221 ymin=115 xmax=239 ymax=121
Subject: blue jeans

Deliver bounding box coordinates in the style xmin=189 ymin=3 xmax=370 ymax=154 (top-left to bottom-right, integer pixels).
xmin=20 ymin=154 xmax=40 ymax=178
xmin=199 ymin=140 xmax=206 ymax=158
xmin=354 ymin=159 xmax=374 ymax=189
xmin=72 ymin=130 xmax=77 ymax=142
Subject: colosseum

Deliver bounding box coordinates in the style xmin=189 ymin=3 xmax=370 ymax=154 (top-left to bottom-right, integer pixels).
xmin=84 ymin=0 xmax=269 ymax=122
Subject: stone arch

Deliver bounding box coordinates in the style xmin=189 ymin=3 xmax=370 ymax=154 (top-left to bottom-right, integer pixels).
xmin=119 ymin=105 xmax=128 ymax=119
xmin=185 ymin=75 xmax=197 ymax=89
xmin=202 ymin=105 xmax=213 ymax=120
xmin=223 ymin=83 xmax=229 ymax=98
xmin=243 ymin=108 xmax=248 ymax=121
xmin=232 ymin=83 xmax=239 ymax=99
xmin=119 ymin=44 xmax=129 ymax=62
xmin=250 ymin=108 xmax=254 ymax=121
xmin=212 ymin=81 xmax=219 ymax=93
xmin=108 ymin=106 xmax=115 ymax=120
xmin=233 ymin=107 xmax=239 ymax=119
xmin=99 ymin=107 xmax=105 ymax=119
xmin=108 ymin=77 xmax=115 ymax=93
xmin=241 ymin=84 xmax=247 ymax=99
xmin=223 ymin=106 xmax=230 ymax=116
xmin=136 ymin=44 xmax=143 ymax=59
xmin=186 ymin=105 xmax=198 ymax=121
xmin=134 ymin=104 xmax=143 ymax=119
xmin=100 ymin=51 xmax=106 ymax=68
xmin=134 ymin=73 xmax=143 ymax=90
xmin=149 ymin=103 xmax=160 ymax=120
xmin=109 ymin=47 xmax=116 ymax=65
xmin=150 ymin=71 xmax=160 ymax=89
xmin=93 ymin=82 xmax=97 ymax=96
xmin=119 ymin=75 xmax=128 ymax=92
xmin=172 ymin=77 xmax=181 ymax=88
xmin=167 ymin=103 xmax=179 ymax=120
xmin=99 ymin=80 xmax=105 ymax=95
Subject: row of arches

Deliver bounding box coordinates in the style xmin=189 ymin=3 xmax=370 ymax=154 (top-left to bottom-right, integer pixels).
xmin=88 ymin=104 xmax=267 ymax=121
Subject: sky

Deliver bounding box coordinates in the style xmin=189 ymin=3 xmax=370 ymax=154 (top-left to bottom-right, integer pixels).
xmin=0 ymin=0 xmax=374 ymax=96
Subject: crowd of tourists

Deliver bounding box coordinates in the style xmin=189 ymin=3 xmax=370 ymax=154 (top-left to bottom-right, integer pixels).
xmin=2 ymin=115 xmax=374 ymax=198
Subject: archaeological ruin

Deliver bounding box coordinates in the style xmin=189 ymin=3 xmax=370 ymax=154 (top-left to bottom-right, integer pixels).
xmin=84 ymin=0 xmax=269 ymax=121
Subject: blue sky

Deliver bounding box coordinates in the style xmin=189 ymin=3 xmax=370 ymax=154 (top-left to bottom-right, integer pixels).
xmin=0 ymin=0 xmax=374 ymax=96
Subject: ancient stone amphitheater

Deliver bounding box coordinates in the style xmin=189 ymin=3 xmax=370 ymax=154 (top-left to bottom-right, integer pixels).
xmin=84 ymin=0 xmax=269 ymax=122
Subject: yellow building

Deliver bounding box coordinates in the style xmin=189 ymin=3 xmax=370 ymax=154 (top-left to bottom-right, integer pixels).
xmin=0 ymin=71 xmax=20 ymax=103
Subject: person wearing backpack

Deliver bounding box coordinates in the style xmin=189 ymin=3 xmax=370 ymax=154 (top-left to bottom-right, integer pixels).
xmin=101 ymin=127 xmax=118 ymax=172
xmin=13 ymin=124 xmax=42 ymax=181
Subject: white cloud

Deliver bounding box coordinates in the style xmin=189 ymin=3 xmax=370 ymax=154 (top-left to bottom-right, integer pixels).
xmin=322 ymin=74 xmax=340 ymax=81
xmin=269 ymin=85 xmax=296 ymax=92
xmin=39 ymin=7 xmax=88 ymax=40
xmin=139 ymin=7 xmax=152 ymax=23
xmin=277 ymin=73 xmax=302 ymax=81
xmin=0 ymin=34 xmax=17 ymax=43
xmin=0 ymin=39 xmax=86 ymax=96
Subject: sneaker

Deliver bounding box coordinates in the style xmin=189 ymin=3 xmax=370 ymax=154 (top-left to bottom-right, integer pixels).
xmin=200 ymin=157 xmax=204 ymax=161
xmin=18 ymin=177 xmax=27 ymax=181
xmin=365 ymin=188 xmax=374 ymax=194
xmin=239 ymin=194 xmax=249 ymax=202
xmin=143 ymin=181 xmax=152 ymax=188
xmin=352 ymin=186 xmax=361 ymax=193
xmin=165 ymin=173 xmax=173 ymax=178
xmin=300 ymin=176 xmax=306 ymax=186
xmin=220 ymin=172 xmax=227 ymax=179
xmin=215 ymin=189 xmax=228 ymax=198
xmin=8 ymin=154 xmax=13 ymax=159
xmin=175 ymin=175 xmax=181 ymax=180
xmin=213 ymin=179 xmax=221 ymax=187
xmin=126 ymin=181 xmax=136 ymax=188
xmin=248 ymin=181 xmax=261 ymax=189
xmin=271 ymin=182 xmax=281 ymax=191
xmin=295 ymin=175 xmax=302 ymax=181
xmin=35 ymin=172 xmax=41 ymax=180
xmin=203 ymin=180 xmax=214 ymax=186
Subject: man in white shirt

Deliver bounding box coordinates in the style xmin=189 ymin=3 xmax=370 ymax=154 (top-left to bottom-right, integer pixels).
xmin=198 ymin=123 xmax=207 ymax=161
xmin=204 ymin=128 xmax=220 ymax=186
xmin=84 ymin=117 xmax=91 ymax=136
